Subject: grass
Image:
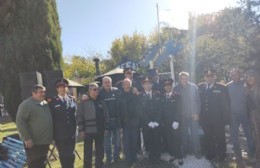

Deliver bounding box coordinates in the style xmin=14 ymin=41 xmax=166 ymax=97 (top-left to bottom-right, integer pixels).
xmin=1 ymin=120 xmax=240 ymax=168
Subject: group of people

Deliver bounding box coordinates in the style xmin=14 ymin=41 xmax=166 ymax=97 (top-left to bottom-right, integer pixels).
xmin=15 ymin=66 xmax=260 ymax=168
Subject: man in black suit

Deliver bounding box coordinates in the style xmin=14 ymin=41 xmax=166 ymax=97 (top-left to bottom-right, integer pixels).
xmin=147 ymin=68 xmax=164 ymax=93
xmin=48 ymin=79 xmax=77 ymax=168
xmin=162 ymin=78 xmax=183 ymax=166
xmin=139 ymin=76 xmax=162 ymax=163
xmin=198 ymin=69 xmax=230 ymax=163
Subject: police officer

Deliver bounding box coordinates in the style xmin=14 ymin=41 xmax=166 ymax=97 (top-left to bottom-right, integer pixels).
xmin=162 ymin=78 xmax=183 ymax=166
xmin=139 ymin=76 xmax=162 ymax=163
xmin=48 ymin=79 xmax=77 ymax=168
xmin=147 ymin=68 xmax=164 ymax=93
xmin=198 ymin=69 xmax=230 ymax=163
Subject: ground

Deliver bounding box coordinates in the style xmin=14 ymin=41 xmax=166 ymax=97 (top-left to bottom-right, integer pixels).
xmin=0 ymin=116 xmax=253 ymax=168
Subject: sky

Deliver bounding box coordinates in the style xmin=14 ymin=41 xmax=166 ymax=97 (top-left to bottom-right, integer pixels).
xmin=56 ymin=0 xmax=238 ymax=58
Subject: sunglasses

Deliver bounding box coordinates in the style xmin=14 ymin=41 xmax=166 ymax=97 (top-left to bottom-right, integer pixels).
xmin=91 ymin=88 xmax=99 ymax=91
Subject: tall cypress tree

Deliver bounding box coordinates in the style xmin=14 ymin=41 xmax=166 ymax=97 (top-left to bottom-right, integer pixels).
xmin=0 ymin=0 xmax=62 ymax=120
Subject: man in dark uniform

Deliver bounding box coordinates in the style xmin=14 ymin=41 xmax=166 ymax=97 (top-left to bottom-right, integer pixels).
xmin=139 ymin=76 xmax=162 ymax=163
xmin=162 ymin=78 xmax=183 ymax=166
xmin=48 ymin=79 xmax=77 ymax=168
xmin=147 ymin=68 xmax=164 ymax=93
xmin=198 ymin=69 xmax=230 ymax=163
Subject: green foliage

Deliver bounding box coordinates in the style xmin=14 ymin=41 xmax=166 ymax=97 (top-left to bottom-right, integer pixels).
xmin=110 ymin=32 xmax=147 ymax=65
xmin=0 ymin=0 xmax=62 ymax=120
xmin=62 ymin=56 xmax=106 ymax=85
xmin=184 ymin=8 xmax=260 ymax=82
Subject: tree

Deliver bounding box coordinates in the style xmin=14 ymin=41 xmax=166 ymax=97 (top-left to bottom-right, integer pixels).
xmin=0 ymin=0 xmax=62 ymax=120
xmin=184 ymin=8 xmax=259 ymax=82
xmin=110 ymin=32 xmax=147 ymax=66
xmin=62 ymin=56 xmax=106 ymax=85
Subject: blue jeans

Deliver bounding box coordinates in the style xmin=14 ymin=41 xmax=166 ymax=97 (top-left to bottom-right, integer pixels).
xmin=230 ymin=112 xmax=255 ymax=157
xmin=104 ymin=125 xmax=120 ymax=162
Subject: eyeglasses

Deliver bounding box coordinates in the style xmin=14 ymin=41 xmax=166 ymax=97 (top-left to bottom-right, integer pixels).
xmin=91 ymin=88 xmax=99 ymax=91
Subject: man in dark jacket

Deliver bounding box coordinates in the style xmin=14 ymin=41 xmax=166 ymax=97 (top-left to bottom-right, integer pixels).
xmin=174 ymin=72 xmax=201 ymax=158
xmin=99 ymin=76 xmax=120 ymax=163
xmin=48 ymin=79 xmax=77 ymax=168
xmin=117 ymin=78 xmax=139 ymax=166
xmin=147 ymin=68 xmax=164 ymax=93
xmin=77 ymin=83 xmax=109 ymax=168
xmin=198 ymin=69 xmax=230 ymax=162
xmin=162 ymin=78 xmax=183 ymax=166
xmin=139 ymin=76 xmax=162 ymax=163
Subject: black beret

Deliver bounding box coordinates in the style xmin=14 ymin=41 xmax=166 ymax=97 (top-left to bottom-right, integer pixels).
xmin=142 ymin=76 xmax=152 ymax=83
xmin=123 ymin=67 xmax=133 ymax=73
xmin=204 ymin=69 xmax=216 ymax=76
xmin=55 ymin=78 xmax=69 ymax=87
xmin=147 ymin=68 xmax=159 ymax=77
xmin=163 ymin=78 xmax=174 ymax=86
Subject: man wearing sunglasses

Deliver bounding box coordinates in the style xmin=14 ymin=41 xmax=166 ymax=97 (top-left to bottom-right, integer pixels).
xmin=77 ymin=83 xmax=109 ymax=168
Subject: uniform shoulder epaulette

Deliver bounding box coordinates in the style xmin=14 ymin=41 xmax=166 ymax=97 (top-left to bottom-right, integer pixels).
xmin=226 ymin=81 xmax=232 ymax=86
xmin=216 ymin=82 xmax=227 ymax=87
xmin=198 ymin=82 xmax=206 ymax=87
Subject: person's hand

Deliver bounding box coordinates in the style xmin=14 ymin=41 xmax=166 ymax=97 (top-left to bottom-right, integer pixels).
xmin=148 ymin=122 xmax=154 ymax=128
xmin=79 ymin=131 xmax=85 ymax=139
xmin=192 ymin=114 xmax=199 ymax=121
xmin=82 ymin=94 xmax=89 ymax=101
xmin=172 ymin=122 xmax=179 ymax=130
xmin=153 ymin=122 xmax=159 ymax=127
xmin=133 ymin=87 xmax=139 ymax=95
xmin=24 ymin=139 xmax=33 ymax=148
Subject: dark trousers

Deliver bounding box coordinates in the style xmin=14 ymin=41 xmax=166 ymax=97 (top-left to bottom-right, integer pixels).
xmin=25 ymin=144 xmax=49 ymax=168
xmin=123 ymin=124 xmax=139 ymax=163
xmin=202 ymin=122 xmax=226 ymax=161
xmin=84 ymin=133 xmax=104 ymax=168
xmin=165 ymin=126 xmax=183 ymax=159
xmin=56 ymin=138 xmax=76 ymax=168
xmin=142 ymin=126 xmax=161 ymax=162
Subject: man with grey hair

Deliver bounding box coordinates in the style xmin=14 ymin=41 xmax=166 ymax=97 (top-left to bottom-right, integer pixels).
xmin=227 ymin=68 xmax=255 ymax=166
xmin=117 ymin=78 xmax=139 ymax=166
xmin=77 ymin=83 xmax=109 ymax=168
xmin=174 ymin=71 xmax=202 ymax=158
xmin=99 ymin=76 xmax=121 ymax=164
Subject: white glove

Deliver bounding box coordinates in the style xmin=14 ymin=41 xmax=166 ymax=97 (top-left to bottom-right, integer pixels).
xmin=172 ymin=122 xmax=179 ymax=130
xmin=148 ymin=122 xmax=154 ymax=128
xmin=153 ymin=122 xmax=159 ymax=127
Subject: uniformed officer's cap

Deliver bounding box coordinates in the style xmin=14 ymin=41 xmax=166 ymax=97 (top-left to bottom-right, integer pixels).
xmin=123 ymin=67 xmax=133 ymax=73
xmin=55 ymin=78 xmax=69 ymax=88
xmin=147 ymin=68 xmax=159 ymax=77
xmin=142 ymin=76 xmax=152 ymax=84
xmin=204 ymin=69 xmax=216 ymax=76
xmin=163 ymin=78 xmax=174 ymax=86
